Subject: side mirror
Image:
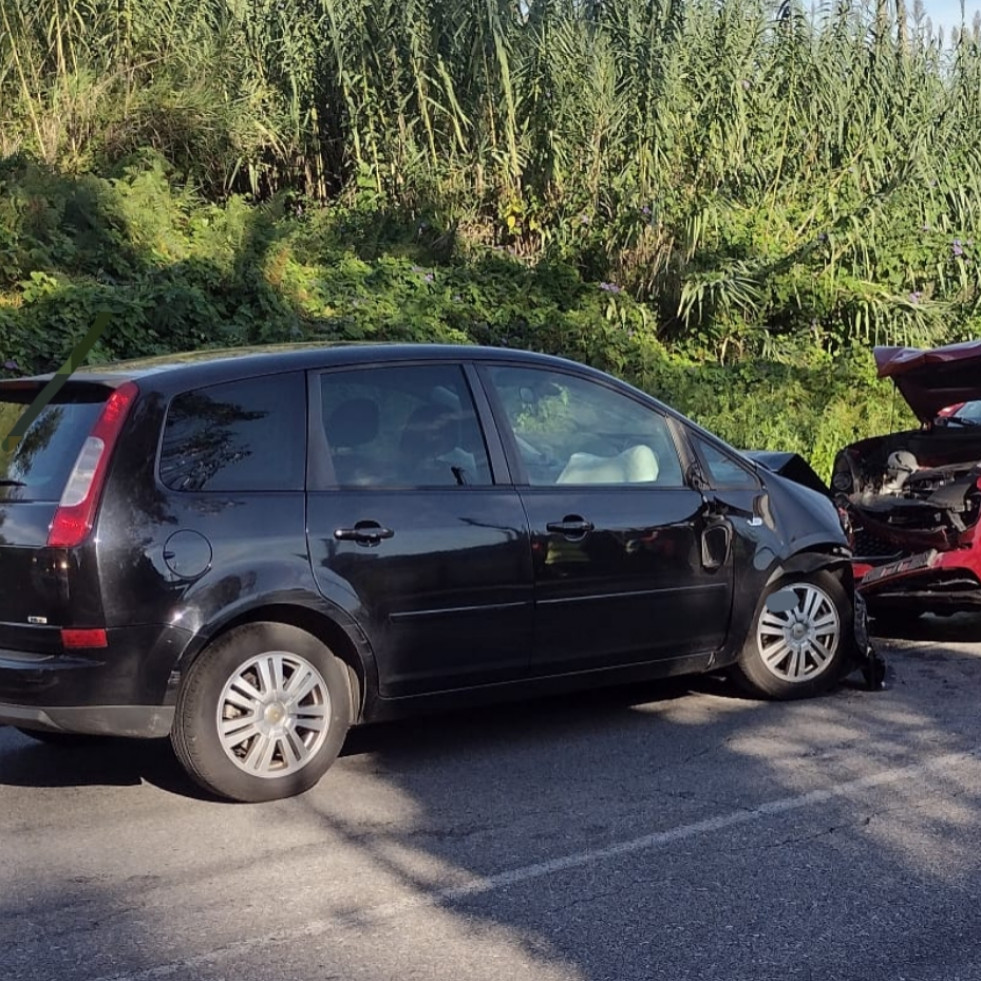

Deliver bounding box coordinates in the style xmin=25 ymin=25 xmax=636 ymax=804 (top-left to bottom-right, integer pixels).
xmin=686 ymin=460 xmax=710 ymax=492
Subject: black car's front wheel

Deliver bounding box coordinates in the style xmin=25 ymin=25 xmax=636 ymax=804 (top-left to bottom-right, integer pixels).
xmin=172 ymin=622 xmax=351 ymax=802
xmin=734 ymin=571 xmax=852 ymax=700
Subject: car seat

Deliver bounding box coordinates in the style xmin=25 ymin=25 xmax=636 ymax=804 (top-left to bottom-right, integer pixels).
xmin=398 ymin=404 xmax=472 ymax=485
xmin=324 ymin=398 xmax=381 ymax=485
xmin=556 ymin=444 xmax=660 ymax=484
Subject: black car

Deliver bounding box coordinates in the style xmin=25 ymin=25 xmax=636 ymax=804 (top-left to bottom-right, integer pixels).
xmin=0 ymin=344 xmax=862 ymax=801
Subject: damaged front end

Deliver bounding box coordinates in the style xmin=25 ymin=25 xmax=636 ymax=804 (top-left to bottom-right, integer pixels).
xmin=743 ymin=450 xmax=886 ymax=689
xmin=834 ymin=448 xmax=981 ymax=561
xmin=854 ymin=547 xmax=981 ymax=615
xmin=832 ymin=339 xmax=981 ymax=616
xmin=853 ymin=590 xmax=886 ymax=689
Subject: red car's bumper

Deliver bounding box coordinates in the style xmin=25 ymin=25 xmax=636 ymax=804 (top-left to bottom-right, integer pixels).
xmin=855 ymin=544 xmax=981 ymax=611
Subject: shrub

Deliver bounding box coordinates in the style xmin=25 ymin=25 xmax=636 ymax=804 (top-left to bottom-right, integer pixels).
xmin=0 ymin=157 xmax=926 ymax=476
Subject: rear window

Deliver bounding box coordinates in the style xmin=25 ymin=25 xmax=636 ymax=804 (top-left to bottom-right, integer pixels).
xmin=0 ymin=390 xmax=105 ymax=502
xmin=158 ymin=373 xmax=305 ymax=493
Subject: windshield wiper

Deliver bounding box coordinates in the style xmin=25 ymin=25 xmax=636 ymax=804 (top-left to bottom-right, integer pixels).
xmin=0 ymin=479 xmax=26 ymax=487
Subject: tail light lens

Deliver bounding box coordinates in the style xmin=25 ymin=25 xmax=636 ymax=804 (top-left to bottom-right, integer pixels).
xmin=61 ymin=628 xmax=108 ymax=649
xmin=47 ymin=382 xmax=139 ymax=548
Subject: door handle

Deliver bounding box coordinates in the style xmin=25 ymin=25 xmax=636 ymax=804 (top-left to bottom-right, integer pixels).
xmin=334 ymin=521 xmax=394 ymax=546
xmin=701 ymin=520 xmax=733 ymax=571
xmin=546 ymin=516 xmax=594 ymax=538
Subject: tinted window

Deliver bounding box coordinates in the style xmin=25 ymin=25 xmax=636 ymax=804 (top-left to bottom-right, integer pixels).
xmin=0 ymin=390 xmax=104 ymax=502
xmin=320 ymin=365 xmax=491 ymax=487
xmin=691 ymin=434 xmax=759 ymax=489
xmin=486 ymin=366 xmax=684 ymax=487
xmin=159 ymin=374 xmax=305 ymax=492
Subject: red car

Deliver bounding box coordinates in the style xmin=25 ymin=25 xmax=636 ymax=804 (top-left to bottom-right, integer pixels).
xmin=831 ymin=340 xmax=981 ymax=620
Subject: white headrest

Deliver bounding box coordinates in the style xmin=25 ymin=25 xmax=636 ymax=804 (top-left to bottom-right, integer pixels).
xmin=557 ymin=444 xmax=659 ymax=484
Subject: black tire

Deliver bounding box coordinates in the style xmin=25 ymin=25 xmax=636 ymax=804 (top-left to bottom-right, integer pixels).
xmin=732 ymin=571 xmax=853 ymax=700
xmin=172 ymin=622 xmax=352 ymax=803
xmin=15 ymin=727 xmax=104 ymax=748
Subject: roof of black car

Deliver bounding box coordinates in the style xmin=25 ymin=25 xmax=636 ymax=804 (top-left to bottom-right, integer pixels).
xmin=14 ymin=342 xmax=584 ymax=388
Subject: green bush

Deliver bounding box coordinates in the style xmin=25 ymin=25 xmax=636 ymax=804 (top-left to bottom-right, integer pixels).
xmin=0 ymin=157 xmax=921 ymax=477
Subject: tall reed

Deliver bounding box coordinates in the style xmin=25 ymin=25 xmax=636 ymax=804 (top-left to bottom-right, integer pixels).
xmin=3 ymin=0 xmax=981 ymax=354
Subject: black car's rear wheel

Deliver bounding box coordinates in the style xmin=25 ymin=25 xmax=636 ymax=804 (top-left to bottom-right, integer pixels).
xmin=733 ymin=571 xmax=852 ymax=699
xmin=172 ymin=622 xmax=351 ymax=802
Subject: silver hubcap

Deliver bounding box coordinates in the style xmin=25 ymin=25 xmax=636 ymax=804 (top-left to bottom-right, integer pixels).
xmin=756 ymin=583 xmax=841 ymax=683
xmin=217 ymin=652 xmax=331 ymax=779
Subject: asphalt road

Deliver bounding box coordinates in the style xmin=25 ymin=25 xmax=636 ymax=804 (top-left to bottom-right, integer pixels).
xmin=3 ymin=619 xmax=981 ymax=981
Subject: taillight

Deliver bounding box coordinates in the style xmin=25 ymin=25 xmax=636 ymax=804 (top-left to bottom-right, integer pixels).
xmin=47 ymin=382 xmax=139 ymax=548
xmin=61 ymin=628 xmax=108 ymax=649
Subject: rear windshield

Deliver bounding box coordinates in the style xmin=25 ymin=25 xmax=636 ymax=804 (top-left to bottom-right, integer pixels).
xmin=0 ymin=390 xmax=105 ymax=502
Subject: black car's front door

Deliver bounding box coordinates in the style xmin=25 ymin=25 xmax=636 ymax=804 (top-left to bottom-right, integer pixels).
xmin=480 ymin=364 xmax=734 ymax=673
xmin=306 ymin=363 xmax=534 ymax=698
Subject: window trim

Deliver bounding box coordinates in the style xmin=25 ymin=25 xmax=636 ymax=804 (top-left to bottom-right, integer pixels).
xmin=685 ymin=428 xmax=762 ymax=492
xmin=306 ymin=360 xmax=507 ymax=492
xmin=474 ymin=362 xmax=691 ymax=490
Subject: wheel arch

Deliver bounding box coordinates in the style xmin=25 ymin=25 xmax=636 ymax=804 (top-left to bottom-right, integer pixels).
xmin=734 ymin=557 xmax=855 ymax=699
xmin=715 ymin=545 xmax=854 ymax=672
xmin=765 ymin=546 xmax=854 ymax=593
xmin=175 ymin=601 xmax=375 ymax=723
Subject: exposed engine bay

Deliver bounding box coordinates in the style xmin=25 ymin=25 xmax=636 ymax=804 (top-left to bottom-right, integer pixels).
xmin=828 ymin=341 xmax=981 ymax=613
xmin=833 ymin=448 xmax=981 ymax=556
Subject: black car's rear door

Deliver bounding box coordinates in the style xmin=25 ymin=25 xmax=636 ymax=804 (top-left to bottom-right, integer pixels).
xmin=478 ymin=364 xmax=735 ymax=674
xmin=305 ymin=362 xmax=534 ymax=698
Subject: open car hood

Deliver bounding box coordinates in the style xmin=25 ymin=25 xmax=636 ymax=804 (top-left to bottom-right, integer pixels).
xmin=875 ymin=340 xmax=981 ymax=423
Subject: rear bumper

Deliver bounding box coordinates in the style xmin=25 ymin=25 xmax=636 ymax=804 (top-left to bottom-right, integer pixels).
xmin=0 ymin=622 xmax=192 ymax=738
xmin=0 ymin=702 xmax=174 ymax=738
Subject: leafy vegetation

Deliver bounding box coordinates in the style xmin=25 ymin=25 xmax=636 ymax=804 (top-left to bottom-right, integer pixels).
xmin=1 ymin=0 xmax=971 ymax=475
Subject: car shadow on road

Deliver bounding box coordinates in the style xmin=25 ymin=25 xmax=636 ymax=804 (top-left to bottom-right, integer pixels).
xmin=0 ymin=676 xmax=705 ymax=798
xmin=339 ymin=675 xmax=700 ymax=761
xmin=870 ymin=611 xmax=981 ymax=644
xmin=328 ymin=662 xmax=872 ymax=770
xmin=0 ymin=728 xmax=218 ymax=800
xmin=0 ymin=660 xmax=881 ymax=799
xmin=4 ymin=643 xmax=981 ymax=981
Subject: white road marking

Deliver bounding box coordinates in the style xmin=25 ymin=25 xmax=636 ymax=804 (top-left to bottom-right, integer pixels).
xmin=91 ymin=746 xmax=981 ymax=981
